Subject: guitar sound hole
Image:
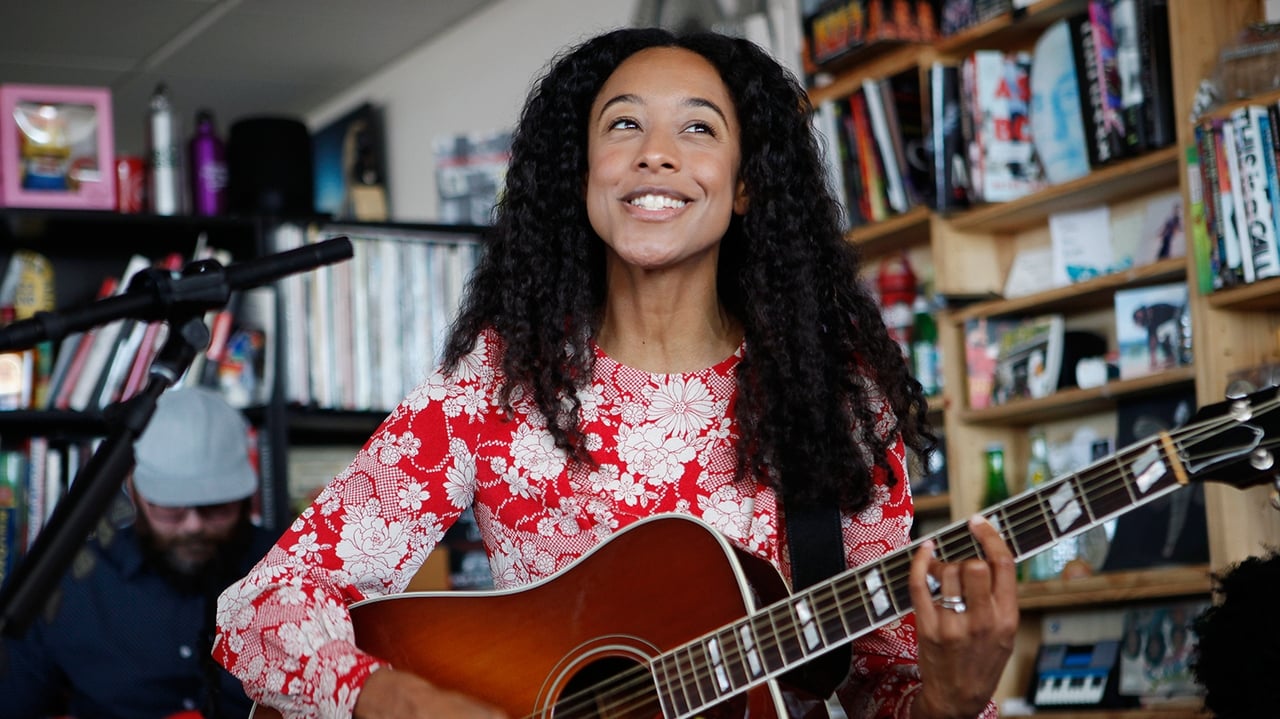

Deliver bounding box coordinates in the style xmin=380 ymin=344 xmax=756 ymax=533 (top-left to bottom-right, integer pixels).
xmin=559 ymin=657 xmax=661 ymax=719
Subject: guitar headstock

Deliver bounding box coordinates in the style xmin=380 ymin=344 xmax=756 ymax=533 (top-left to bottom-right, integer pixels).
xmin=1184 ymin=385 xmax=1280 ymax=507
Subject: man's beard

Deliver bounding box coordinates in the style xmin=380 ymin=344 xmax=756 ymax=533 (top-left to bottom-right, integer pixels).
xmin=136 ymin=512 xmax=251 ymax=594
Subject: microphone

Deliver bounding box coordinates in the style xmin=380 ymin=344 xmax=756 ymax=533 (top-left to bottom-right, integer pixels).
xmin=0 ymin=236 xmax=353 ymax=351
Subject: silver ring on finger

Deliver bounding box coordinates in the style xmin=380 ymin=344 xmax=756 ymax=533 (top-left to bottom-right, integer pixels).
xmin=935 ymin=594 xmax=967 ymax=613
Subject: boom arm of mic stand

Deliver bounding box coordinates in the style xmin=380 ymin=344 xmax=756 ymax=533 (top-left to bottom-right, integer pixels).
xmin=0 ymin=317 xmax=209 ymax=638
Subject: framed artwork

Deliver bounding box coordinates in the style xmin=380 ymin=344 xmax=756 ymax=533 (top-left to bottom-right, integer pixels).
xmin=312 ymin=102 xmax=388 ymax=221
xmin=0 ymin=84 xmax=115 ymax=210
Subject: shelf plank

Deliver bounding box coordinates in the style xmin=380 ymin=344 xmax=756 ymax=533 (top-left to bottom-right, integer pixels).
xmin=935 ymin=0 xmax=1088 ymax=57
xmin=1017 ymin=564 xmax=1211 ymax=611
xmin=959 ymin=367 xmax=1197 ymax=425
xmin=846 ymin=205 xmax=931 ymax=257
xmin=1204 ymin=275 xmax=1280 ymax=311
xmin=914 ymin=492 xmax=951 ymax=515
xmin=950 ymin=257 xmax=1187 ymax=321
xmin=944 ymin=147 xmax=1180 ymax=234
xmin=808 ymin=43 xmax=929 ymax=106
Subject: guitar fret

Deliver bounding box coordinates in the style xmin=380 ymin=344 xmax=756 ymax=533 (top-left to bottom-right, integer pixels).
xmin=985 ymin=507 xmax=1008 ymax=558
xmin=737 ymin=621 xmax=766 ymax=679
xmin=820 ymin=580 xmax=854 ymax=644
xmin=707 ymin=632 xmax=743 ymax=695
xmin=682 ymin=642 xmax=713 ymax=710
xmin=1016 ymin=489 xmax=1057 ymax=560
xmin=667 ymin=650 xmax=697 ymax=716
xmin=654 ymin=654 xmax=685 ymax=718
xmin=842 ymin=571 xmax=877 ymax=635
xmin=771 ymin=602 xmax=808 ymax=666
xmin=792 ymin=593 xmax=825 ymax=653
xmin=860 ymin=565 xmax=894 ymax=619
xmin=751 ymin=611 xmax=787 ymax=676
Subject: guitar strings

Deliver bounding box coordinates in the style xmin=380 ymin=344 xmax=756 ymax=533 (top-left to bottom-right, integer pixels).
xmin=537 ymin=404 xmax=1273 ymax=718
xmin=530 ymin=396 xmax=1280 ymax=718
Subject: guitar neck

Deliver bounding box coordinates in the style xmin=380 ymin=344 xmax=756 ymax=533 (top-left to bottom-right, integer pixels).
xmin=650 ymin=429 xmax=1197 ymax=717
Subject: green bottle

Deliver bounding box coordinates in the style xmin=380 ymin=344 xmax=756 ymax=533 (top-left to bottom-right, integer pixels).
xmin=983 ymin=443 xmax=1009 ymax=507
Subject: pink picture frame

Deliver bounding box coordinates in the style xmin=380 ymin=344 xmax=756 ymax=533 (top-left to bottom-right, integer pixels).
xmin=0 ymin=83 xmax=115 ymax=210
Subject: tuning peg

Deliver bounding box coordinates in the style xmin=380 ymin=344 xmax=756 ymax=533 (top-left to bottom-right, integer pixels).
xmin=1226 ymin=379 xmax=1257 ymax=399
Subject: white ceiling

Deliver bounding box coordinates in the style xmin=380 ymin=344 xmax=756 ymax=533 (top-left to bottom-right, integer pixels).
xmin=0 ymin=0 xmax=498 ymax=155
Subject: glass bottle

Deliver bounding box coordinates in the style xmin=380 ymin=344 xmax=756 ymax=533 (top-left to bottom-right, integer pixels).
xmin=983 ymin=443 xmax=1009 ymax=507
xmin=911 ymin=294 xmax=939 ymax=396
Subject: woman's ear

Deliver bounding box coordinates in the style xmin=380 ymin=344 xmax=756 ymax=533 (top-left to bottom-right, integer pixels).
xmin=734 ymin=179 xmax=749 ymax=215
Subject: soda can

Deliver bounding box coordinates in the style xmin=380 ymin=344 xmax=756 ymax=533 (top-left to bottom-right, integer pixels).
xmin=116 ymin=155 xmax=146 ymax=213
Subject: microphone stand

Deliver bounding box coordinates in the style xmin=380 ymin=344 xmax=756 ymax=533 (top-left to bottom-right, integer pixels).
xmin=0 ymin=236 xmax=353 ymax=638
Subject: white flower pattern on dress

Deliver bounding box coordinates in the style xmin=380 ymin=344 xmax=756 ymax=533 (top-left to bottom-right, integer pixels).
xmin=210 ymin=329 xmax=991 ymax=719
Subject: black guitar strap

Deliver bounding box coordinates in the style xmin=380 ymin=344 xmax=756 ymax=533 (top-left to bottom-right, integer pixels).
xmin=783 ymin=499 xmax=852 ymax=699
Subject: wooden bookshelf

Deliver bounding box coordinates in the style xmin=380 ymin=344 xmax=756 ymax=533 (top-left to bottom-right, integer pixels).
xmin=846 ymin=205 xmax=932 ymax=256
xmin=960 ymin=367 xmax=1197 ymax=425
xmin=1016 ymin=564 xmax=1212 ymax=611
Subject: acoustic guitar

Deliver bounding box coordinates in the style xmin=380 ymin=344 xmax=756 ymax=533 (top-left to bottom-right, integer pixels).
xmin=250 ymin=388 xmax=1280 ymax=718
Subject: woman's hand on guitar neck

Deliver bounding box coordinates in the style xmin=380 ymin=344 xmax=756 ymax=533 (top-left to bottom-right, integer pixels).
xmin=354 ymin=666 xmax=509 ymax=719
xmin=907 ymin=514 xmax=1019 ymax=719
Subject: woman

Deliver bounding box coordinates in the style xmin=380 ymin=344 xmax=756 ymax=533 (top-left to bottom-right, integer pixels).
xmin=214 ymin=27 xmax=1018 ymax=718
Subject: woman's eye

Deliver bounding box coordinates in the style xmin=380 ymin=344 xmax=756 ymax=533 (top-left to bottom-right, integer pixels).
xmin=684 ymin=121 xmax=715 ymax=135
xmin=609 ymin=117 xmax=639 ymax=130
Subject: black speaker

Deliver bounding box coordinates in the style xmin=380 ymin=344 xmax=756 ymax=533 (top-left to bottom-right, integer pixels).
xmin=227 ymin=116 xmax=314 ymax=216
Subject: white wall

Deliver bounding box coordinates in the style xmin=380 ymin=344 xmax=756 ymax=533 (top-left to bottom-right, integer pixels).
xmin=307 ymin=0 xmax=634 ymax=222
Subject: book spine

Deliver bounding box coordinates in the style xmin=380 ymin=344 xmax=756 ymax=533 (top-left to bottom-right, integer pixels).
xmin=849 ymin=89 xmax=889 ymax=221
xmin=1111 ymin=0 xmax=1147 ymax=153
xmin=1185 ymin=143 xmax=1216 ymax=295
xmin=1240 ymin=106 xmax=1280 ymax=280
xmin=1141 ymin=0 xmax=1176 ymax=148
xmin=1070 ymin=13 xmax=1109 ymax=168
xmin=1193 ymin=122 xmax=1225 ymax=289
xmin=861 ymin=78 xmax=909 ymax=213
xmin=0 ymin=451 xmax=25 ymax=590
xmin=1214 ymin=119 xmax=1246 ymax=285
xmin=1087 ymin=1 xmax=1130 ymax=161
xmin=1221 ymin=118 xmax=1255 ymax=283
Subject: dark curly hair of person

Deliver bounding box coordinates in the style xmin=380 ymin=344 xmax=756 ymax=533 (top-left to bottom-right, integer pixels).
xmin=1191 ymin=549 xmax=1280 ymax=718
xmin=443 ymin=27 xmax=933 ymax=511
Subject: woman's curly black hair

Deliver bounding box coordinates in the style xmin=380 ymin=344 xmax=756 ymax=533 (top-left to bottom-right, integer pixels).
xmin=443 ymin=27 xmax=933 ymax=511
xmin=1191 ymin=549 xmax=1280 ymax=718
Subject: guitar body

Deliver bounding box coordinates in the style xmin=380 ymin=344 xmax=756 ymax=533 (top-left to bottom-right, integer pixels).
xmin=253 ymin=515 xmax=810 ymax=718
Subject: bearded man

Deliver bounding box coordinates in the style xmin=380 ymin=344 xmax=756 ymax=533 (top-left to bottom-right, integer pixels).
xmin=0 ymin=387 xmax=279 ymax=719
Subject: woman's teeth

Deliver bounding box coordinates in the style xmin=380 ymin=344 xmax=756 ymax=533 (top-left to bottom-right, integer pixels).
xmin=630 ymin=194 xmax=686 ymax=210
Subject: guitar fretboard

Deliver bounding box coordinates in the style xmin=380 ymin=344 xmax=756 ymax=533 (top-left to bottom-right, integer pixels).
xmin=649 ymin=430 xmax=1195 ymax=718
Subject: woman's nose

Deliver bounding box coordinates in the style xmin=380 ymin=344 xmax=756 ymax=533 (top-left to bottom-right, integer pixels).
xmin=636 ymin=134 xmax=678 ymax=171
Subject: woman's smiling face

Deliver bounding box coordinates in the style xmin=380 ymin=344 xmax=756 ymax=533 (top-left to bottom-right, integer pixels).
xmin=585 ymin=46 xmax=748 ymax=272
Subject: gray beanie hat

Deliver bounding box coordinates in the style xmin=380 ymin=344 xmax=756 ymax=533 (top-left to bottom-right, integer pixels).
xmin=132 ymin=387 xmax=258 ymax=507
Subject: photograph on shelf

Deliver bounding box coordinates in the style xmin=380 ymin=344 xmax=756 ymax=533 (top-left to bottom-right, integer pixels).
xmin=1118 ymin=599 xmax=1210 ymax=701
xmin=963 ymin=315 xmax=1021 ymax=410
xmin=433 ymin=128 xmax=512 ymax=226
xmin=0 ymin=83 xmax=115 ymax=210
xmin=1114 ymin=282 xmax=1191 ymax=381
xmin=991 ymin=314 xmax=1065 ymax=404
xmin=1103 ymin=389 xmax=1209 ymax=573
xmin=312 ymin=102 xmax=389 ymax=222
xmin=1049 ymin=205 xmax=1114 ymax=284
xmin=1135 ymin=188 xmax=1185 ymax=265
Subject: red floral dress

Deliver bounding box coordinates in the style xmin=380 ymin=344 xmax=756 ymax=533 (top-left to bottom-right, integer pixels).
xmin=213 ymin=329 xmax=994 ymax=718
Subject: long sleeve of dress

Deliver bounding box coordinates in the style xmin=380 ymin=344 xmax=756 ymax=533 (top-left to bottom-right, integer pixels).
xmin=214 ymin=373 xmax=474 ymax=719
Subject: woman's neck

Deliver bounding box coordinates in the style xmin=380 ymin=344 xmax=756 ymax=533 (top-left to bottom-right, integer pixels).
xmin=596 ymin=284 xmax=741 ymax=374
